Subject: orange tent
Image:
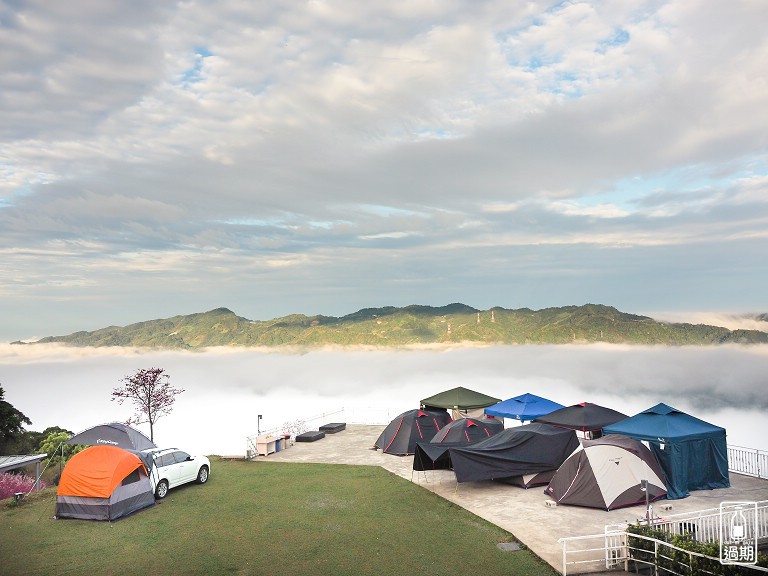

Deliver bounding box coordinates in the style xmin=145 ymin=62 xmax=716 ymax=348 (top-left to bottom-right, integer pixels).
xmin=58 ymin=445 xmax=147 ymax=498
xmin=56 ymin=445 xmax=155 ymax=520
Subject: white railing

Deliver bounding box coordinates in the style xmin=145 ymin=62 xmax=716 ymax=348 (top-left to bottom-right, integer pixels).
xmin=605 ymin=500 xmax=768 ymax=545
xmin=245 ymin=406 xmax=398 ymax=458
xmin=729 ymin=445 xmax=768 ymax=479
xmin=557 ymin=531 xmax=628 ymax=574
xmin=559 ymin=531 xmax=768 ymax=576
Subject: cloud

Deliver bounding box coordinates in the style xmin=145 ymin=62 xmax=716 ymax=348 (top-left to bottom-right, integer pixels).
xmin=1 ymin=343 xmax=766 ymax=454
xmin=0 ymin=0 xmax=767 ymax=340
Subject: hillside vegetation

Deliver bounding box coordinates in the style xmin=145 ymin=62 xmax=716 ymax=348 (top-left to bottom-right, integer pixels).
xmin=19 ymin=303 xmax=768 ymax=349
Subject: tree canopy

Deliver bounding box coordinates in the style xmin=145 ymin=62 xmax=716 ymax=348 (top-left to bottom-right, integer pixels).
xmin=0 ymin=385 xmax=32 ymax=455
xmin=111 ymin=368 xmax=184 ymax=442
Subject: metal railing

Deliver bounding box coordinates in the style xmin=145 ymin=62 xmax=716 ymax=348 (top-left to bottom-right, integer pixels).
xmin=559 ymin=530 xmax=768 ymax=575
xmin=245 ymin=406 xmax=399 ymax=458
xmin=605 ymin=500 xmax=768 ymax=545
xmin=729 ymin=445 xmax=768 ymax=479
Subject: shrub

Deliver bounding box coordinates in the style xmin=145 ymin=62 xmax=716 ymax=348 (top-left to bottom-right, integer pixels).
xmin=0 ymin=472 xmax=46 ymax=500
xmin=627 ymin=523 xmax=768 ymax=575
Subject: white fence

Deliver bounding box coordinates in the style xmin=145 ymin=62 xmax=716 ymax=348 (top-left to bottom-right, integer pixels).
xmin=729 ymin=445 xmax=768 ymax=480
xmin=604 ymin=500 xmax=768 ymax=545
xmin=245 ymin=406 xmax=397 ymax=457
xmin=559 ymin=530 xmax=768 ymax=576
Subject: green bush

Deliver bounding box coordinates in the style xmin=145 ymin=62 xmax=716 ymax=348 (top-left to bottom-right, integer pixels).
xmin=627 ymin=523 xmax=767 ymax=575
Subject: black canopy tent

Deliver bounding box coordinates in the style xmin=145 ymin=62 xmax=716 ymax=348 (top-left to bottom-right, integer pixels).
xmin=532 ymin=402 xmax=627 ymax=435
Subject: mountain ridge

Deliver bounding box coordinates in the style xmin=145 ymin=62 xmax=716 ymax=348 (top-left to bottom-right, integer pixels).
xmin=13 ymin=303 xmax=768 ymax=349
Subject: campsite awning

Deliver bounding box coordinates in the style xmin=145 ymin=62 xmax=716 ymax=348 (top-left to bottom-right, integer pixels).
xmin=420 ymin=386 xmax=501 ymax=410
xmin=484 ymin=393 xmax=564 ymax=422
xmin=532 ymin=402 xmax=627 ymax=432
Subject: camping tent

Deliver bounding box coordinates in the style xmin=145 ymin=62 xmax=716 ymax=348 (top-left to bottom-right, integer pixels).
xmin=420 ymin=386 xmax=501 ymax=419
xmin=447 ymin=422 xmax=580 ymax=483
xmin=375 ymin=409 xmax=453 ymax=456
xmin=66 ymin=422 xmax=156 ymax=451
xmin=544 ymin=434 xmax=667 ymax=510
xmin=56 ymin=445 xmax=155 ymax=520
xmin=413 ymin=417 xmax=504 ymax=471
xmin=602 ymin=403 xmax=729 ymax=499
xmin=431 ymin=417 xmax=504 ymax=444
xmin=533 ymin=402 xmax=628 ymax=434
xmin=484 ymin=393 xmax=565 ymax=423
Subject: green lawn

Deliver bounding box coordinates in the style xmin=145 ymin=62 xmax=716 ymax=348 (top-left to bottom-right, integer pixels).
xmin=1 ymin=459 xmax=557 ymax=575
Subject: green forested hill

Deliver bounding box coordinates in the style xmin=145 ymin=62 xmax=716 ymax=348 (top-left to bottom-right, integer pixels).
xmin=20 ymin=303 xmax=768 ymax=349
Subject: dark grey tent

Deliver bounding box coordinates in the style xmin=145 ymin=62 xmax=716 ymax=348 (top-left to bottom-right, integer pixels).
xmin=603 ymin=403 xmax=729 ymax=499
xmin=412 ymin=417 xmax=504 ymax=471
xmin=375 ymin=409 xmax=452 ymax=456
xmin=447 ymin=422 xmax=580 ymax=483
xmin=544 ymin=434 xmax=667 ymax=510
xmin=66 ymin=422 xmax=157 ymax=451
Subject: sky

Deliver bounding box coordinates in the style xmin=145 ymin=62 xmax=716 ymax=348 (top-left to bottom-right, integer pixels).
xmin=1 ymin=0 xmax=768 ymax=342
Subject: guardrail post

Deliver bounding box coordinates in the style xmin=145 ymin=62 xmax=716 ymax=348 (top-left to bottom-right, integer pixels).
xmin=562 ymin=539 xmax=567 ymax=576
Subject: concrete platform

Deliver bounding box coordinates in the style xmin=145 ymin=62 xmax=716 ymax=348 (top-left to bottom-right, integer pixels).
xmin=251 ymin=424 xmax=768 ymax=573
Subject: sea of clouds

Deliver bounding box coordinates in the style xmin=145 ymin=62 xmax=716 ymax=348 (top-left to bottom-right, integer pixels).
xmin=1 ymin=343 xmax=766 ymax=455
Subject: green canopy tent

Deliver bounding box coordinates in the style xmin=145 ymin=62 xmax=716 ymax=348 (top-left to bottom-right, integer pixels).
xmin=420 ymin=386 xmax=502 ymax=419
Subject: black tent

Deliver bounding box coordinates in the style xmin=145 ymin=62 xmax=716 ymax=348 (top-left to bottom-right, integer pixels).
xmin=448 ymin=422 xmax=580 ymax=483
xmin=375 ymin=409 xmax=452 ymax=456
xmin=532 ymin=402 xmax=627 ymax=434
xmin=413 ymin=417 xmax=504 ymax=471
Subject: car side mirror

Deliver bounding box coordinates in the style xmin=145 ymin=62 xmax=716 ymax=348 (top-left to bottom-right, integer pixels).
xmin=186 ymin=456 xmax=193 ymax=461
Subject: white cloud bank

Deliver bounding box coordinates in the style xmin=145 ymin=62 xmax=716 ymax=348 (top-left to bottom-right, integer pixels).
xmin=2 ymin=343 xmax=766 ymax=455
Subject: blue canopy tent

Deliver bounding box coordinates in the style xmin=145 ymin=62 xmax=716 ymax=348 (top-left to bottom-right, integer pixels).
xmin=484 ymin=393 xmax=565 ymax=423
xmin=603 ymin=403 xmax=729 ymax=499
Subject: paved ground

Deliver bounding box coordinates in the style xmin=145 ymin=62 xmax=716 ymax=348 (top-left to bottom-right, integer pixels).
xmin=249 ymin=424 xmax=768 ymax=574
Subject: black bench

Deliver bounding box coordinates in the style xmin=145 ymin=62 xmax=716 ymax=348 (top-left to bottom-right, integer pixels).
xmin=295 ymin=430 xmax=325 ymax=442
xmin=319 ymin=422 xmax=346 ymax=434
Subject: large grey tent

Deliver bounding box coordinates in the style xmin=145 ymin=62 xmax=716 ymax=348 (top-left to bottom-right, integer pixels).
xmin=544 ymin=434 xmax=667 ymax=510
xmin=447 ymin=422 xmax=579 ymax=483
xmin=603 ymin=403 xmax=729 ymax=499
xmin=420 ymin=386 xmax=501 ymax=419
xmin=66 ymin=422 xmax=156 ymax=451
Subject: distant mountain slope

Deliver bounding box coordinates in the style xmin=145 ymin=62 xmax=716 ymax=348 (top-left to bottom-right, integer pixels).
xmin=18 ymin=303 xmax=768 ymax=349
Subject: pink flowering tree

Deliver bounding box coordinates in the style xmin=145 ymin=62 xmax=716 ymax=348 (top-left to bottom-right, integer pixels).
xmin=0 ymin=472 xmax=46 ymax=500
xmin=111 ymin=368 xmax=184 ymax=443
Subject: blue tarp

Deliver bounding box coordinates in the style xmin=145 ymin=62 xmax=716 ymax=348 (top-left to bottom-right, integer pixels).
xmin=484 ymin=393 xmax=565 ymax=423
xmin=603 ymin=403 xmax=729 ymax=499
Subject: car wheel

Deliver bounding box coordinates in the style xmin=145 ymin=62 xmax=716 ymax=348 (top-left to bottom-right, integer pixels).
xmin=196 ymin=465 xmax=209 ymax=484
xmin=155 ymin=479 xmax=169 ymax=499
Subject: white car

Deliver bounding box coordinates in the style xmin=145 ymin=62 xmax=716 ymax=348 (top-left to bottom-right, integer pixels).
xmin=143 ymin=448 xmax=211 ymax=499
